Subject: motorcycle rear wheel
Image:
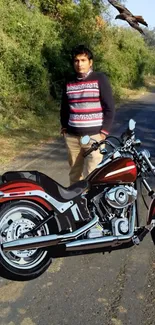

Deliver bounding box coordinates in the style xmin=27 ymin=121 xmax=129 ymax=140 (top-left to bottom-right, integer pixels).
xmin=0 ymin=200 xmax=56 ymax=281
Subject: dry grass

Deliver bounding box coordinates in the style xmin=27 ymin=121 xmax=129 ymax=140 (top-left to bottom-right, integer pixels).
xmin=0 ymin=109 xmax=60 ymax=165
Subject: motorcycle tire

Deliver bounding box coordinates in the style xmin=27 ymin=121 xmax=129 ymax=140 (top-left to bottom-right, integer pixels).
xmin=0 ymin=200 xmax=58 ymax=281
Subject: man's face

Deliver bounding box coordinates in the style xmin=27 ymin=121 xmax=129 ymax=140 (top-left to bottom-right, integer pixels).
xmin=73 ymin=53 xmax=93 ymax=74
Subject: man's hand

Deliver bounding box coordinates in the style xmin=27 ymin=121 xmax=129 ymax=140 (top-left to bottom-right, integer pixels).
xmin=61 ymin=128 xmax=67 ymax=136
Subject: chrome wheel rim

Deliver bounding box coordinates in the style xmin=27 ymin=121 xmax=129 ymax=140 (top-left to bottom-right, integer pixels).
xmin=0 ymin=206 xmax=49 ymax=270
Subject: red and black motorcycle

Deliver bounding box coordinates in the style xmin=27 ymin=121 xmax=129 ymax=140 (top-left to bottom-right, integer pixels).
xmin=0 ymin=119 xmax=155 ymax=281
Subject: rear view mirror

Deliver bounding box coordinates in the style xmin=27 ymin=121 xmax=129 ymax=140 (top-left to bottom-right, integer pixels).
xmin=80 ymin=135 xmax=90 ymax=145
xmin=129 ymin=119 xmax=136 ymax=131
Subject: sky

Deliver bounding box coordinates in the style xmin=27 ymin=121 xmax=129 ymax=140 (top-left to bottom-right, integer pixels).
xmin=110 ymin=0 xmax=155 ymax=29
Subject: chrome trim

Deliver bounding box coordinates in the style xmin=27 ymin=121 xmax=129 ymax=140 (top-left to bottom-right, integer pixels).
xmin=142 ymin=179 xmax=152 ymax=193
xmin=0 ymin=191 xmax=4 ymax=197
xmin=2 ymin=216 xmax=99 ymax=251
xmin=71 ymin=204 xmax=81 ymax=221
xmin=2 ymin=205 xmax=136 ymax=253
xmin=66 ymin=204 xmax=136 ymax=251
xmin=141 ymin=151 xmax=155 ymax=174
xmin=105 ymin=185 xmax=137 ymax=208
xmin=2 ymin=190 xmax=73 ymax=213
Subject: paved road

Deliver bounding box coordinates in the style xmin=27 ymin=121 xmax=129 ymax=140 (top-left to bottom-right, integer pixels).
xmin=0 ymin=92 xmax=155 ymax=325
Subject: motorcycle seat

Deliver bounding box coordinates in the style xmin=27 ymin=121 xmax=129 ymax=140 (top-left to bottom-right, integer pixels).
xmin=2 ymin=171 xmax=89 ymax=202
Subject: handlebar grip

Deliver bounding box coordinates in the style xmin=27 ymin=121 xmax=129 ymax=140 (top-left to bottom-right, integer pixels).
xmin=83 ymin=146 xmax=95 ymax=158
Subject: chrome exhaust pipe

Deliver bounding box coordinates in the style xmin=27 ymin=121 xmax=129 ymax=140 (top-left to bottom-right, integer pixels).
xmin=65 ymin=233 xmax=133 ymax=251
xmin=2 ymin=216 xmax=98 ymax=251
xmin=66 ymin=205 xmax=136 ymax=251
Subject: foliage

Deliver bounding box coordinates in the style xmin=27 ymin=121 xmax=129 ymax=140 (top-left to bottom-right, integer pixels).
xmin=0 ymin=0 xmax=61 ymax=115
xmin=144 ymin=28 xmax=155 ymax=48
xmin=0 ymin=0 xmax=155 ymax=126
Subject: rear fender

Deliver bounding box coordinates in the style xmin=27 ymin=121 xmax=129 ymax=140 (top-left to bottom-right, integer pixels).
xmin=0 ymin=180 xmax=52 ymax=210
xmin=0 ymin=180 xmax=76 ymax=233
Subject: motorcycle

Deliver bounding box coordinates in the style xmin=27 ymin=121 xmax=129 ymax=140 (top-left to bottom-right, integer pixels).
xmin=0 ymin=119 xmax=155 ymax=281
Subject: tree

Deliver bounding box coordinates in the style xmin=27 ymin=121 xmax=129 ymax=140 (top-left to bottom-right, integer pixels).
xmin=144 ymin=28 xmax=155 ymax=48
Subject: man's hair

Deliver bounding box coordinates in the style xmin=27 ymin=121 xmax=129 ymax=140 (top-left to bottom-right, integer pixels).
xmin=71 ymin=45 xmax=93 ymax=62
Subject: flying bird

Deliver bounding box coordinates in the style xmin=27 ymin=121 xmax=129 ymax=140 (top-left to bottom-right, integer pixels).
xmin=108 ymin=0 xmax=148 ymax=35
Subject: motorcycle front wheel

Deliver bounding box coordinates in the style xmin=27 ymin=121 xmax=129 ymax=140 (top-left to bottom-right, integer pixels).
xmin=0 ymin=200 xmax=55 ymax=281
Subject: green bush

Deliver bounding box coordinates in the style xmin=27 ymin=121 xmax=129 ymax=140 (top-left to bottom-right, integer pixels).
xmin=0 ymin=0 xmax=61 ymax=115
xmin=0 ymin=0 xmax=155 ymax=125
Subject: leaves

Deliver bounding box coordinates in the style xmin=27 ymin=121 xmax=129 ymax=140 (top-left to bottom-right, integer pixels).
xmin=0 ymin=0 xmax=155 ymax=118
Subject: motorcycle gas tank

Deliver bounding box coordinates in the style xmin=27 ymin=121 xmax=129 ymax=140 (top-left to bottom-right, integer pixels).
xmin=87 ymin=157 xmax=137 ymax=184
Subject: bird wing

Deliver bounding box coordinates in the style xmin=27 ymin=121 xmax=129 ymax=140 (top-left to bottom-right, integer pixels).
xmin=126 ymin=19 xmax=145 ymax=35
xmin=108 ymin=0 xmax=133 ymax=15
xmin=134 ymin=16 xmax=148 ymax=27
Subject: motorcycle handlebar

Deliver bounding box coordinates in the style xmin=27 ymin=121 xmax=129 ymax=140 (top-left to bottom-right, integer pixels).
xmin=83 ymin=138 xmax=118 ymax=158
xmin=121 ymin=128 xmax=135 ymax=144
xmin=82 ymin=120 xmax=139 ymax=158
xmin=83 ymin=142 xmax=99 ymax=158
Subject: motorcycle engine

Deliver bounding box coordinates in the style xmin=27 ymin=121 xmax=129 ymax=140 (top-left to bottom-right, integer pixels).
xmin=105 ymin=185 xmax=137 ymax=208
xmin=92 ymin=185 xmax=137 ymax=233
xmin=89 ymin=185 xmax=137 ymax=238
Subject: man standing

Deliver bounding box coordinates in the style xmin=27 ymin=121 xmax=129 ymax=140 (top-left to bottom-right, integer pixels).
xmin=60 ymin=45 xmax=115 ymax=185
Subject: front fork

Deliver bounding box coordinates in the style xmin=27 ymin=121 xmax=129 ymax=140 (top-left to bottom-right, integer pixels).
xmin=133 ymin=179 xmax=155 ymax=244
xmin=147 ymin=197 xmax=155 ymax=244
xmin=134 ymin=179 xmax=140 ymax=228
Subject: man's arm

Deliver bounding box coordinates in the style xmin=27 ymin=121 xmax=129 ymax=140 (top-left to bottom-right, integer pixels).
xmin=98 ymin=73 xmax=115 ymax=136
xmin=60 ymin=85 xmax=70 ymax=133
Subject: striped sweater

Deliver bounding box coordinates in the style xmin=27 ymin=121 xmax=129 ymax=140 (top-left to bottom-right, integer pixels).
xmin=60 ymin=71 xmax=115 ymax=136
